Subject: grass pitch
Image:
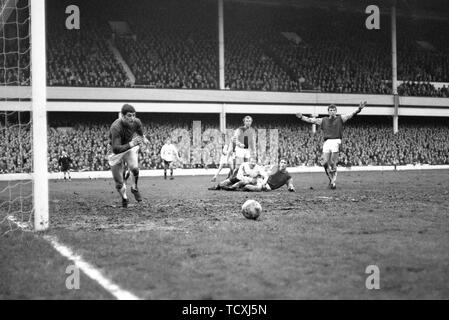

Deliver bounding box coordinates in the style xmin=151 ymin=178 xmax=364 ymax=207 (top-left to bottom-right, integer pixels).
xmin=1 ymin=170 xmax=449 ymax=299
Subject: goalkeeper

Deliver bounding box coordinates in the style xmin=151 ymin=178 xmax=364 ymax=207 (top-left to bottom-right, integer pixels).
xmin=107 ymin=104 xmax=149 ymax=207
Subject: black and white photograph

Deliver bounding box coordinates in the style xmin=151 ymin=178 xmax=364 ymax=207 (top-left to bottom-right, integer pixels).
xmin=1 ymin=0 xmax=449 ymax=305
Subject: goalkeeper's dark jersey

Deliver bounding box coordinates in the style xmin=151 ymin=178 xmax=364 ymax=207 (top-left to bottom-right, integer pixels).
xmin=109 ymin=118 xmax=144 ymax=154
xmin=267 ymin=167 xmax=291 ymax=190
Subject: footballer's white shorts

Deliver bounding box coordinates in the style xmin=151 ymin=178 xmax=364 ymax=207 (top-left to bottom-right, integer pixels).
xmin=235 ymin=146 xmax=251 ymax=159
xmin=322 ymin=139 xmax=341 ymax=154
xmin=108 ymin=146 xmax=139 ymax=167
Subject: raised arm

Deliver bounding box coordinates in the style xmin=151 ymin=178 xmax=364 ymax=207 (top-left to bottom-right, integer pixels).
xmin=295 ymin=113 xmax=323 ymax=126
xmin=342 ymin=101 xmax=366 ymax=123
xmin=286 ymin=178 xmax=295 ymax=192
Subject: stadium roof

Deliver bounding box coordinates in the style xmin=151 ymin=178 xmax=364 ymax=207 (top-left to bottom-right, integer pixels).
xmin=225 ymin=0 xmax=449 ymax=17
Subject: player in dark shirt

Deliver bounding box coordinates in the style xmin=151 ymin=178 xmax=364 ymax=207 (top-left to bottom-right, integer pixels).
xmin=242 ymin=159 xmax=295 ymax=192
xmin=108 ymin=104 xmax=149 ymax=207
xmin=295 ymin=101 xmax=366 ymax=189
xmin=58 ymin=151 xmax=72 ymax=180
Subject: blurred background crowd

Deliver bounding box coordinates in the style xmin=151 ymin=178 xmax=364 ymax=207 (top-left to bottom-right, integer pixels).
xmin=1 ymin=114 xmax=448 ymax=174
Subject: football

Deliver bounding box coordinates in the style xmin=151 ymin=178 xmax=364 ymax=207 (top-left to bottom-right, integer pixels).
xmin=241 ymin=199 xmax=262 ymax=220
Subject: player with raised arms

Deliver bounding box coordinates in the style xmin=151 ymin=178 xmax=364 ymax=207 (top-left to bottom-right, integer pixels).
xmin=108 ymin=104 xmax=149 ymax=207
xmin=295 ymin=101 xmax=366 ymax=189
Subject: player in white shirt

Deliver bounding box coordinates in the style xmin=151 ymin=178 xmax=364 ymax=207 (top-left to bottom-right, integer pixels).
xmin=160 ymin=138 xmax=182 ymax=180
xmin=208 ymin=157 xmax=266 ymax=191
xmin=227 ymin=157 xmax=268 ymax=190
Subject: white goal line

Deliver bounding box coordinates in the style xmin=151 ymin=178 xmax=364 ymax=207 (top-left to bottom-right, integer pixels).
xmin=6 ymin=215 xmax=142 ymax=300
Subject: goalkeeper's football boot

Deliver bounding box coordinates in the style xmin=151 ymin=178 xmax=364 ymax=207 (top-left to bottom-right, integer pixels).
xmin=131 ymin=187 xmax=143 ymax=202
xmin=122 ymin=197 xmax=129 ymax=208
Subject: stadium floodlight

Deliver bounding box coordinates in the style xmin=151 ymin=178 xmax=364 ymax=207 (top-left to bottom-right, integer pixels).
xmin=30 ymin=0 xmax=49 ymax=231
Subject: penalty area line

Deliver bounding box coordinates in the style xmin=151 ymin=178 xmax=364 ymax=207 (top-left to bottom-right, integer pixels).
xmin=6 ymin=215 xmax=143 ymax=300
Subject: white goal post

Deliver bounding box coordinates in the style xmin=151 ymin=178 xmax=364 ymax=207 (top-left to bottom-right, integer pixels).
xmin=31 ymin=0 xmax=49 ymax=231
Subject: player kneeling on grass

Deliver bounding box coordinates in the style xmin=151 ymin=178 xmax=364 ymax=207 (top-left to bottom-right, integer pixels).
xmin=108 ymin=104 xmax=149 ymax=208
xmin=242 ymin=159 xmax=295 ymax=192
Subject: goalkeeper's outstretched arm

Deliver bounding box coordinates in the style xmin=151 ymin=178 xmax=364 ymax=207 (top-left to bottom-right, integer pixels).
xmin=286 ymin=178 xmax=295 ymax=192
xmin=342 ymin=101 xmax=367 ymax=123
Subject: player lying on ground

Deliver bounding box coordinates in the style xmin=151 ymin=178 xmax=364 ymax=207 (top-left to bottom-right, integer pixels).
xmin=227 ymin=157 xmax=268 ymax=190
xmin=295 ymin=101 xmax=366 ymax=189
xmin=208 ymin=157 xmax=267 ymax=191
xmin=211 ymin=138 xmax=235 ymax=182
xmin=107 ymin=104 xmax=149 ymax=208
xmin=242 ymin=159 xmax=295 ymax=192
xmin=160 ymin=138 xmax=183 ymax=180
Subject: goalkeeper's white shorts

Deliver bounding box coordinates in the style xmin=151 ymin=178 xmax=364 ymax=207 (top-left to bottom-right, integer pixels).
xmin=322 ymin=139 xmax=341 ymax=154
xmin=108 ymin=145 xmax=139 ymax=167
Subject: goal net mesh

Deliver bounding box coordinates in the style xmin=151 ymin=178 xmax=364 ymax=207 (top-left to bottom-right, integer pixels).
xmin=0 ymin=0 xmax=33 ymax=234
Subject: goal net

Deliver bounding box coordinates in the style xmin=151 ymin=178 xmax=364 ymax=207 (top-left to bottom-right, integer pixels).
xmin=0 ymin=0 xmax=48 ymax=233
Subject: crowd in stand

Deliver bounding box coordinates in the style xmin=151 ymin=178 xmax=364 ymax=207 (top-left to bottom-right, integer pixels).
xmin=46 ymin=22 xmax=130 ymax=87
xmin=1 ymin=116 xmax=448 ymax=174
xmin=3 ymin=1 xmax=449 ymax=97
xmin=114 ymin=0 xmax=219 ymax=89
